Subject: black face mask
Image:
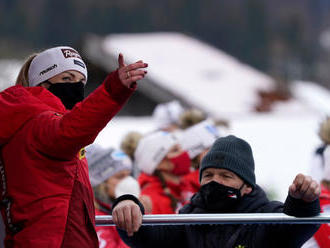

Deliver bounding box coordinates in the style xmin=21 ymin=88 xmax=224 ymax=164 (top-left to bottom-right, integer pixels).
xmin=199 ymin=181 xmax=243 ymax=213
xmin=47 ymin=82 xmax=84 ymax=109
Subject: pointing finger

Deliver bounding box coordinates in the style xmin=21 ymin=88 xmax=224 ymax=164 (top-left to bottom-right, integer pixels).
xmin=118 ymin=53 xmax=125 ymax=68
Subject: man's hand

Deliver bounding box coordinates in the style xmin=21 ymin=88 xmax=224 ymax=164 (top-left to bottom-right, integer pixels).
xmin=289 ymin=173 xmax=321 ymax=202
xmin=118 ymin=53 xmax=148 ymax=88
xmin=112 ymin=200 xmax=143 ymax=237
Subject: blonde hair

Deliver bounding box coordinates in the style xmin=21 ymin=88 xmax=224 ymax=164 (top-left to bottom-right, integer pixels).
xmin=15 ymin=53 xmax=38 ymax=87
xmin=319 ymin=117 xmax=330 ymax=144
xmin=93 ymin=183 xmax=111 ymax=207
xmin=179 ymin=108 xmax=207 ymax=129
xmin=120 ymin=131 xmax=143 ymax=161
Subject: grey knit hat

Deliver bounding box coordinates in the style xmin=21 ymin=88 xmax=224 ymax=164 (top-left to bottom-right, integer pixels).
xmin=200 ymin=135 xmax=256 ymax=188
xmin=86 ymin=144 xmax=132 ymax=187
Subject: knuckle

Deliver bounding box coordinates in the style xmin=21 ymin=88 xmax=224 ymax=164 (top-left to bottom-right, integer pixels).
xmin=123 ymin=205 xmax=130 ymax=212
xmin=297 ymin=173 xmax=304 ymax=179
xmin=309 ymin=185 xmax=316 ymax=192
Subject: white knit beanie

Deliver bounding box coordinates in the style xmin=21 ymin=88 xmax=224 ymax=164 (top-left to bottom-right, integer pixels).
xmin=324 ymin=146 xmax=330 ymax=181
xmin=134 ymin=131 xmax=178 ymax=174
xmin=28 ymin=46 xmax=88 ymax=87
xmin=179 ymin=120 xmax=220 ymax=159
xmin=86 ymin=144 xmax=132 ymax=187
xmin=152 ymin=101 xmax=184 ymax=129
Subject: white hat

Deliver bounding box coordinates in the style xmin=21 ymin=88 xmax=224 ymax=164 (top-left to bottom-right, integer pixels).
xmin=179 ymin=120 xmax=220 ymax=159
xmin=134 ymin=131 xmax=178 ymax=174
xmin=152 ymin=101 xmax=184 ymax=129
xmin=323 ymin=146 xmax=330 ymax=181
xmin=28 ymin=46 xmax=88 ymax=87
xmin=86 ymin=144 xmax=132 ymax=187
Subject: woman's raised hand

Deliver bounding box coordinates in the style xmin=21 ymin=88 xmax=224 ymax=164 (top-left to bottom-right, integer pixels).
xmin=118 ymin=53 xmax=148 ymax=88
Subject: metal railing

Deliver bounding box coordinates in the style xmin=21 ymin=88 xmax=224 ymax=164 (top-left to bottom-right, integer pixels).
xmin=96 ymin=213 xmax=330 ymax=226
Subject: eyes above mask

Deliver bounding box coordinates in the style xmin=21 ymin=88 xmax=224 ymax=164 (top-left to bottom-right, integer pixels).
xmin=47 ymin=81 xmax=85 ymax=109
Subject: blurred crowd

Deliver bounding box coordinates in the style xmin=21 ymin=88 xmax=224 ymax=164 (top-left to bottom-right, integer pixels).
xmin=88 ymin=99 xmax=330 ymax=248
xmin=87 ymin=100 xmax=230 ymax=247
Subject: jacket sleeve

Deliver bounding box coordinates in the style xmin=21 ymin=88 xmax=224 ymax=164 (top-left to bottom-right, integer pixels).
xmin=263 ymin=195 xmax=321 ymax=247
xmin=118 ymin=225 xmax=186 ymax=248
xmin=112 ymin=195 xmax=187 ymax=248
xmin=31 ymin=71 xmax=135 ymax=160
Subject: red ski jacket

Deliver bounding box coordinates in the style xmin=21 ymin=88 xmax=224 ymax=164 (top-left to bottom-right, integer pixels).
xmin=314 ymin=185 xmax=330 ymax=247
xmin=180 ymin=170 xmax=200 ymax=205
xmin=138 ymin=173 xmax=184 ymax=214
xmin=0 ymin=71 xmax=134 ymax=247
xmin=95 ymin=208 xmax=128 ymax=248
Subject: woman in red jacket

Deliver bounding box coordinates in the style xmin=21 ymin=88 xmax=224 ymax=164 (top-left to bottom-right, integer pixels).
xmin=0 ymin=46 xmax=147 ymax=248
xmin=134 ymin=131 xmax=191 ymax=214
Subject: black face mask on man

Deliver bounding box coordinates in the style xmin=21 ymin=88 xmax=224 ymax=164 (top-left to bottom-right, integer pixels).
xmin=199 ymin=180 xmax=243 ymax=213
xmin=47 ymin=81 xmax=84 ymax=110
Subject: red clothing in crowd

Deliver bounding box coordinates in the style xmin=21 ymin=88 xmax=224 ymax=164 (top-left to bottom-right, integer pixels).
xmin=313 ymin=185 xmax=330 ymax=247
xmin=95 ymin=208 xmax=128 ymax=248
xmin=0 ymin=71 xmax=134 ymax=248
xmin=138 ymin=172 xmax=184 ymax=214
xmin=180 ymin=170 xmax=200 ymax=205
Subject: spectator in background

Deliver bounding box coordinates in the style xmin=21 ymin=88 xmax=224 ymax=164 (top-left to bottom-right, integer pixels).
xmin=120 ymin=131 xmax=143 ymax=161
xmin=120 ymin=131 xmax=143 ymax=178
xmin=113 ymin=135 xmax=321 ymax=248
xmin=152 ymin=100 xmax=185 ymax=132
xmin=133 ymin=131 xmax=191 ymax=214
xmin=304 ymin=146 xmax=330 ymax=248
xmin=178 ymin=108 xmax=207 ymax=130
xmin=178 ymin=107 xmax=230 ymax=132
xmin=0 ymin=46 xmax=147 ymax=247
xmin=86 ymin=144 xmax=140 ymax=248
xmin=309 ymin=117 xmax=330 ymax=183
xmin=179 ymin=120 xmax=220 ymax=204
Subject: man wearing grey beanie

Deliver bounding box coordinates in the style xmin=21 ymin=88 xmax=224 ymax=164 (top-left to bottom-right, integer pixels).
xmin=112 ymin=135 xmax=321 ymax=248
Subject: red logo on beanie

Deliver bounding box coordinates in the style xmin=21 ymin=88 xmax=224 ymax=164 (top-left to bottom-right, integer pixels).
xmin=61 ymin=49 xmax=82 ymax=59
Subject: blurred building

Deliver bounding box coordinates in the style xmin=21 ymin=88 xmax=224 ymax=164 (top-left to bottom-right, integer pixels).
xmin=82 ymin=32 xmax=330 ymax=119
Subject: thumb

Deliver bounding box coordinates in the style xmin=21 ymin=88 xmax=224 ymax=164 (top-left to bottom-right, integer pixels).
xmin=289 ymin=184 xmax=296 ymax=195
xmin=118 ymin=53 xmax=125 ymax=68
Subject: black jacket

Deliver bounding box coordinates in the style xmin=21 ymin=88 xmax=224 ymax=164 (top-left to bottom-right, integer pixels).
xmin=117 ymin=185 xmax=320 ymax=248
